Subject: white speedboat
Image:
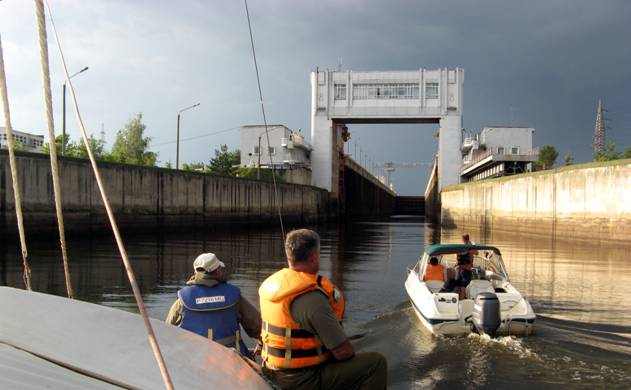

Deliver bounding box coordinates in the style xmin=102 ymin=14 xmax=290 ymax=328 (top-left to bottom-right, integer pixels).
xmin=405 ymin=244 xmax=535 ymax=336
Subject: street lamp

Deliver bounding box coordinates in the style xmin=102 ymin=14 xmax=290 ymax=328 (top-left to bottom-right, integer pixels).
xmin=62 ymin=66 xmax=89 ymax=156
xmin=176 ymin=102 xmax=200 ymax=170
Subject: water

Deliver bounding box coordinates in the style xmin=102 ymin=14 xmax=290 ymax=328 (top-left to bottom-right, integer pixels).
xmin=1 ymin=219 xmax=630 ymax=388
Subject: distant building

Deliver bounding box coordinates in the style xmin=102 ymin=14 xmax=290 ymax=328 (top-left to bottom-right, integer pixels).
xmin=0 ymin=128 xmax=45 ymax=153
xmin=461 ymin=126 xmax=538 ymax=182
xmin=239 ymin=124 xmax=312 ymax=185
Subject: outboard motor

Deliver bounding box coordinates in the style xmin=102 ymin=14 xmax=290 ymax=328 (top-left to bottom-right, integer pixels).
xmin=472 ymin=292 xmax=501 ymax=337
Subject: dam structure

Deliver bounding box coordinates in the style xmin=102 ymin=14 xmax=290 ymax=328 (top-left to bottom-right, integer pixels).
xmin=309 ymin=68 xmax=464 ymax=210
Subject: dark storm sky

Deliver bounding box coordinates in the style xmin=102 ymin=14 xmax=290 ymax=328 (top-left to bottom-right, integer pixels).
xmin=2 ymin=0 xmax=630 ymax=194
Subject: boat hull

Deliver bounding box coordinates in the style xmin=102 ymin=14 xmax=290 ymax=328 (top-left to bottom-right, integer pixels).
xmin=405 ymin=271 xmax=535 ymax=337
xmin=0 ymin=287 xmax=271 ymax=389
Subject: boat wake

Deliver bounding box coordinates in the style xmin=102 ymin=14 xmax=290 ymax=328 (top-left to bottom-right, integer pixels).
xmin=350 ymin=302 xmax=631 ymax=388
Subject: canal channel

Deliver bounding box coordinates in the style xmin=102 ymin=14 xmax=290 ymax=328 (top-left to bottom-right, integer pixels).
xmin=1 ymin=219 xmax=629 ymax=388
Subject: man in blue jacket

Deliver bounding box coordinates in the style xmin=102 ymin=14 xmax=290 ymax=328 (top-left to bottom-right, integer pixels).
xmin=166 ymin=253 xmax=261 ymax=358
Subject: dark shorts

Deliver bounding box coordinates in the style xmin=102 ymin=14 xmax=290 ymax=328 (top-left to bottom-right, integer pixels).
xmin=262 ymin=352 xmax=388 ymax=390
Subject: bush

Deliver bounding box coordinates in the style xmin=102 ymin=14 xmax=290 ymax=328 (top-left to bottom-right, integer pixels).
xmin=235 ymin=167 xmax=284 ymax=183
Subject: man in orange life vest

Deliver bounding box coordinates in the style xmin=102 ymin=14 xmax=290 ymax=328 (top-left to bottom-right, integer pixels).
xmin=259 ymin=229 xmax=387 ymax=389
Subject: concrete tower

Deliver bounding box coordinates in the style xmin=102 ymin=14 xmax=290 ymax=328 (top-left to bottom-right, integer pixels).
xmin=310 ymin=68 xmax=464 ymax=197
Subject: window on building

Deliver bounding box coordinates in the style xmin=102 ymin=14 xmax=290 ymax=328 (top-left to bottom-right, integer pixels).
xmin=497 ymin=146 xmax=505 ymax=154
xmin=334 ymin=84 xmax=347 ymax=100
xmin=253 ymin=146 xmax=260 ymax=154
xmin=425 ymin=82 xmax=439 ymax=99
xmin=511 ymin=147 xmax=520 ymax=155
xmin=352 ymin=83 xmax=419 ymax=100
xmin=268 ymin=147 xmax=276 ymax=155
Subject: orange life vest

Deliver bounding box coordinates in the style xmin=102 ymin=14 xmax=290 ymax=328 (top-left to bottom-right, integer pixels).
xmin=259 ymin=268 xmax=345 ymax=370
xmin=423 ymin=264 xmax=445 ymax=281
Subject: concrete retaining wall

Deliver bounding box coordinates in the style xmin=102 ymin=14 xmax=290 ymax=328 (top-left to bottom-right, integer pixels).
xmin=343 ymin=161 xmax=396 ymax=218
xmin=0 ymin=151 xmax=330 ymax=236
xmin=441 ymin=159 xmax=631 ymax=242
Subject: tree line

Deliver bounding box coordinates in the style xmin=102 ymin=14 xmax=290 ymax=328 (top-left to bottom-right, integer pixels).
xmin=42 ymin=113 xmax=157 ymax=166
xmin=37 ymin=113 xmax=283 ymax=182
xmin=536 ymin=141 xmax=631 ymax=171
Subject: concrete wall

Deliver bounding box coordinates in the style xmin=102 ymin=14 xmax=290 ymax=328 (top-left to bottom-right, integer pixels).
xmin=424 ymin=158 xmax=440 ymax=221
xmin=343 ymin=161 xmax=396 ymax=218
xmin=441 ymin=159 xmax=631 ymax=242
xmin=0 ymin=151 xmax=329 ymax=236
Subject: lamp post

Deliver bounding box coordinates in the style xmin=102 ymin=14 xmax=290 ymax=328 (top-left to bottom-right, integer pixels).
xmin=62 ymin=66 xmax=89 ymax=156
xmin=176 ymin=102 xmax=200 ymax=170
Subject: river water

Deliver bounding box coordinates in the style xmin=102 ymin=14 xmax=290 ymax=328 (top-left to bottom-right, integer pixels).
xmin=1 ymin=219 xmax=630 ymax=388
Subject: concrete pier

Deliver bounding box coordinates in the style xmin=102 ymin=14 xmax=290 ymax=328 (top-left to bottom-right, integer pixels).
xmin=0 ymin=151 xmax=330 ymax=236
xmin=441 ymin=159 xmax=631 ymax=242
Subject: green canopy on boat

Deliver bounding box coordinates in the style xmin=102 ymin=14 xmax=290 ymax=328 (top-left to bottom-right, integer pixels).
xmin=424 ymin=243 xmax=501 ymax=256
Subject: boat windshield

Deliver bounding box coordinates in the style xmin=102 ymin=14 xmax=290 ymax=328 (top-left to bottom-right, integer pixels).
xmin=418 ymin=249 xmax=509 ymax=280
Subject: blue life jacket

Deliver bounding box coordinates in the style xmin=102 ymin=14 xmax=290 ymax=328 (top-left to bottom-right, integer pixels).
xmin=178 ymin=282 xmax=249 ymax=356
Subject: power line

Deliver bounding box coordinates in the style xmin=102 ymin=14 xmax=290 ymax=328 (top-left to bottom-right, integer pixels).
xmin=151 ymin=124 xmax=284 ymax=149
xmin=152 ymin=126 xmax=240 ymax=148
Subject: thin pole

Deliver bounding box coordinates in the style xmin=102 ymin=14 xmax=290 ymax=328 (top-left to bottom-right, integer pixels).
xmin=0 ymin=34 xmax=32 ymax=290
xmin=44 ymin=2 xmax=174 ymax=388
xmin=34 ymin=0 xmax=73 ymax=298
xmin=176 ymin=113 xmax=180 ymax=169
xmin=61 ymin=82 xmax=65 ymax=155
xmin=257 ymin=136 xmax=261 ymax=180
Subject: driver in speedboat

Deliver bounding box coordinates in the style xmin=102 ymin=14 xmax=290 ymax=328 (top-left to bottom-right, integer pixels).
xmin=441 ymin=255 xmax=474 ymax=299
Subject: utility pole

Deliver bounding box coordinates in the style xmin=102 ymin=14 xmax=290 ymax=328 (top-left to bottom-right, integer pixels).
xmin=257 ymin=136 xmax=262 ymax=180
xmin=593 ymin=99 xmax=606 ymax=154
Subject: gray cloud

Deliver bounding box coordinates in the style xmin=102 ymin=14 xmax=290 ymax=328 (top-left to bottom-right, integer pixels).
xmin=1 ymin=0 xmax=629 ymax=194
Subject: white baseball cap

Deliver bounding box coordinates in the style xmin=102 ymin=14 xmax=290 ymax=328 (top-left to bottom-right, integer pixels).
xmin=193 ymin=253 xmax=225 ymax=273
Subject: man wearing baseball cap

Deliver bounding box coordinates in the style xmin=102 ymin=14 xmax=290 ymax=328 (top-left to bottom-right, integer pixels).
xmin=166 ymin=253 xmax=261 ymax=358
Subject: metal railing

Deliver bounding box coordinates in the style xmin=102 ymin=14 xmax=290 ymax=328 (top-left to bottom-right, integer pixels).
xmin=461 ymin=147 xmax=539 ymax=172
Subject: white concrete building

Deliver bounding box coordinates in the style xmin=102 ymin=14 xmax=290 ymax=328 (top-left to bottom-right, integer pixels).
xmin=461 ymin=126 xmax=538 ymax=182
xmin=0 ymin=128 xmax=45 ymax=153
xmin=239 ymin=124 xmax=312 ymax=185
xmin=310 ymin=68 xmax=463 ymax=196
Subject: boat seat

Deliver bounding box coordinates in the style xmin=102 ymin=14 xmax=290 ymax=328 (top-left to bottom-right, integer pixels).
xmin=466 ymin=280 xmax=494 ymax=299
xmin=425 ymin=280 xmax=444 ymax=293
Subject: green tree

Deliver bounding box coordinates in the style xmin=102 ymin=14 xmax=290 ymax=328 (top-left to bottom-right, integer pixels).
xmin=623 ymin=147 xmax=631 ymax=159
xmin=43 ymin=133 xmax=107 ymax=160
xmin=563 ymin=152 xmax=574 ymax=166
xmin=537 ymin=145 xmax=558 ymax=170
xmin=42 ymin=134 xmax=71 ymax=155
xmin=110 ymin=113 xmax=157 ymax=166
xmin=75 ymin=134 xmax=106 ymax=159
xmin=594 ymin=141 xmax=620 ymax=162
xmin=207 ymin=144 xmax=240 ymax=176
xmin=12 ymin=139 xmax=25 ymax=152
xmin=164 ymin=161 xmax=173 ymax=169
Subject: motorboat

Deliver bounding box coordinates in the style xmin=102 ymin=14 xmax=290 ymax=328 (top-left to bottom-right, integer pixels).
xmin=405 ymin=244 xmax=535 ymax=336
